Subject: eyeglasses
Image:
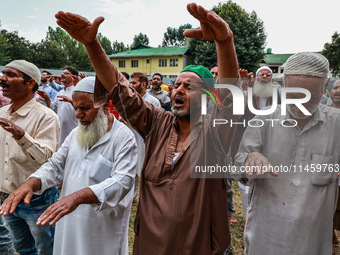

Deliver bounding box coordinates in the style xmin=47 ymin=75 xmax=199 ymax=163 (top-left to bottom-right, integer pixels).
xmin=258 ymin=72 xmax=272 ymax=77
xmin=62 ymin=72 xmax=71 ymax=75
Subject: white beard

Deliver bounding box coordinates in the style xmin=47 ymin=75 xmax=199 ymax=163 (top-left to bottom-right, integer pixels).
xmin=253 ymin=80 xmax=274 ymax=98
xmin=76 ymin=108 xmax=108 ymax=148
xmin=287 ymin=104 xmax=318 ymax=120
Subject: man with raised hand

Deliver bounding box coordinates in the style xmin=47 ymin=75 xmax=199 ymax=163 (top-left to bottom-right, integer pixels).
xmin=54 ymin=3 xmax=240 ymax=254
xmin=0 ymin=77 xmax=137 ymax=255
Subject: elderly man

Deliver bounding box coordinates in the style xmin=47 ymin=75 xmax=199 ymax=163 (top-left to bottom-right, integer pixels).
xmin=0 ymin=60 xmax=60 ymax=254
xmin=234 ymin=52 xmax=340 ymax=254
xmin=0 ymin=77 xmax=137 ymax=255
xmin=249 ymin=66 xmax=280 ymax=109
xmin=54 ymin=3 xmax=240 ymax=254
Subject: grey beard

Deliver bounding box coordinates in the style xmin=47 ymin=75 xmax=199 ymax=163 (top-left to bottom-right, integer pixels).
xmin=76 ymin=108 xmax=108 ymax=148
xmin=287 ymin=104 xmax=318 ymax=120
xmin=253 ymin=80 xmax=274 ymax=98
xmin=171 ymin=106 xmax=190 ymax=120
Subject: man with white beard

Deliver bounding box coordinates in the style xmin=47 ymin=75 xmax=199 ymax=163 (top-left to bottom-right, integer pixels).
xmin=0 ymin=77 xmax=138 ymax=255
xmin=251 ymin=66 xmax=281 ymax=109
xmin=234 ymin=52 xmax=340 ymax=254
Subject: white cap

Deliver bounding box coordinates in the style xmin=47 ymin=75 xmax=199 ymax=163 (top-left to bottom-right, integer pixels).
xmin=256 ymin=66 xmax=273 ymax=77
xmin=73 ymin=76 xmax=95 ymax=94
xmin=284 ymin=52 xmax=329 ymax=78
xmin=6 ymin=60 xmax=41 ymax=84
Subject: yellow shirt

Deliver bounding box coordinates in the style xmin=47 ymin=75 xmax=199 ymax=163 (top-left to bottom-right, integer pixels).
xmin=0 ymin=98 xmax=60 ymax=194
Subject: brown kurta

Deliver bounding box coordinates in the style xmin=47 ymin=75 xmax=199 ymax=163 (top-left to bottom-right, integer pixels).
xmin=95 ymin=72 xmax=238 ymax=255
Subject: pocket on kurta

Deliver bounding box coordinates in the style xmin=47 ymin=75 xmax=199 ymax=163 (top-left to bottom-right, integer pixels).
xmin=89 ymin=153 xmax=114 ymax=183
xmin=310 ymin=154 xmax=337 ymax=186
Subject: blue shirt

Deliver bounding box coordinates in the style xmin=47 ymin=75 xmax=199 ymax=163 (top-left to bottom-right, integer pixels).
xmin=39 ymin=83 xmax=58 ymax=106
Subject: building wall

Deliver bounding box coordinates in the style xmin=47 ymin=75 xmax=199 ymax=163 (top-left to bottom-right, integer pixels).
xmin=111 ymin=55 xmax=186 ymax=78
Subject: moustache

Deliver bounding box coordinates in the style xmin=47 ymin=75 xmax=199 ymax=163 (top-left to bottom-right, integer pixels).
xmin=0 ymin=81 xmax=9 ymax=86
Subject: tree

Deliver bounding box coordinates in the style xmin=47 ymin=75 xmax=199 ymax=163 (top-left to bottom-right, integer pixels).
xmin=46 ymin=26 xmax=93 ymax=71
xmin=0 ymin=29 xmax=33 ymax=64
xmin=322 ymin=32 xmax=340 ymax=77
xmin=162 ymin=24 xmax=192 ymax=46
xmin=97 ymin=33 xmax=113 ymax=55
xmin=131 ymin=33 xmax=149 ymax=49
xmin=187 ymin=1 xmax=267 ymax=72
xmin=0 ymin=21 xmax=11 ymax=65
xmin=112 ymin=40 xmax=128 ymax=54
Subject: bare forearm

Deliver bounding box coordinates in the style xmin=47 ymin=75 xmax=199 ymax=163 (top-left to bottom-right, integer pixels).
xmin=26 ymin=177 xmax=42 ymax=192
xmin=73 ymin=187 xmax=99 ymax=205
xmin=84 ymin=39 xmax=118 ymax=91
xmin=216 ymin=37 xmax=239 ymax=83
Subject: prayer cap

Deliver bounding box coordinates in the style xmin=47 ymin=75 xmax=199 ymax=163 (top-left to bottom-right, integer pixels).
xmin=73 ymin=76 xmax=95 ymax=94
xmin=181 ymin=65 xmax=215 ymax=88
xmin=256 ymin=66 xmax=272 ymax=77
xmin=284 ymin=52 xmax=329 ymax=78
xmin=6 ymin=60 xmax=41 ymax=85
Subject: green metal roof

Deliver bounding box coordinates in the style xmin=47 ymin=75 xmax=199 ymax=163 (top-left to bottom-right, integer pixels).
xmin=263 ymin=53 xmax=294 ymax=64
xmin=109 ymin=45 xmax=189 ymax=58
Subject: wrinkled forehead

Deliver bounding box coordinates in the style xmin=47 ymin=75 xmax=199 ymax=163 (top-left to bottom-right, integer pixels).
xmin=175 ymin=71 xmax=203 ymax=85
xmin=284 ymin=75 xmax=326 ymax=92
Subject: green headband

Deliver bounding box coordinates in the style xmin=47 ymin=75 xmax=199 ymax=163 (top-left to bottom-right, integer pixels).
xmin=181 ymin=65 xmax=215 ymax=89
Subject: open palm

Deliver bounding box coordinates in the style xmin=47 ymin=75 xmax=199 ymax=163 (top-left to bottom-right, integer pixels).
xmin=55 ymin=11 xmax=104 ymax=45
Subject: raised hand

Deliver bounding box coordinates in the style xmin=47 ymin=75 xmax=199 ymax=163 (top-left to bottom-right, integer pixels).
xmin=57 ymin=95 xmax=73 ymax=106
xmin=183 ymin=3 xmax=233 ymax=42
xmin=0 ymin=117 xmax=25 ymax=140
xmin=55 ymin=11 xmax=104 ymax=45
xmin=37 ymin=90 xmax=51 ymax=107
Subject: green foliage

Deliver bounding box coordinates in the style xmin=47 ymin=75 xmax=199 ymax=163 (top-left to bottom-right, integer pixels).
xmin=161 ymin=23 xmax=192 ymax=46
xmin=131 ymin=33 xmax=149 ymax=49
xmin=0 ymin=29 xmax=33 ymax=64
xmin=112 ymin=40 xmax=128 ymax=54
xmin=98 ymin=33 xmax=114 ymax=55
xmin=322 ymin=32 xmax=340 ymax=77
xmin=188 ymin=1 xmax=267 ymax=72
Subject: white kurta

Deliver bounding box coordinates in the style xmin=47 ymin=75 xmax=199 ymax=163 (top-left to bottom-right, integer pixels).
xmin=234 ymin=105 xmax=340 ymax=255
xmin=30 ymin=118 xmax=137 ymax=255
xmin=50 ymin=85 xmax=78 ymax=146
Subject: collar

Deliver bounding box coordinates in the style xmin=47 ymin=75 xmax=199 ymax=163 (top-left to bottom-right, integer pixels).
xmin=7 ymin=97 xmax=37 ymax=117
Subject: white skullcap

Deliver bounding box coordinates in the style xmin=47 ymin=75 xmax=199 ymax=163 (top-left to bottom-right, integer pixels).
xmin=6 ymin=60 xmax=41 ymax=84
xmin=73 ymin=76 xmax=95 ymax=94
xmin=284 ymin=52 xmax=329 ymax=78
xmin=256 ymin=66 xmax=272 ymax=77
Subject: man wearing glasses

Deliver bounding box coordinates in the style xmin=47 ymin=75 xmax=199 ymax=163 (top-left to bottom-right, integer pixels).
xmin=250 ymin=66 xmax=281 ymax=110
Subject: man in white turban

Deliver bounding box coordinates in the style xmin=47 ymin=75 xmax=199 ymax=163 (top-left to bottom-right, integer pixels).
xmin=0 ymin=77 xmax=138 ymax=255
xmin=234 ymin=52 xmax=340 ymax=254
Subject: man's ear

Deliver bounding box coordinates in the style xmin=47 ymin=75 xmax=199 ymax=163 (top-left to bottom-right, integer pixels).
xmin=141 ymin=82 xmax=147 ymax=89
xmin=25 ymin=78 xmax=36 ymax=91
xmin=323 ymin=77 xmax=330 ymax=94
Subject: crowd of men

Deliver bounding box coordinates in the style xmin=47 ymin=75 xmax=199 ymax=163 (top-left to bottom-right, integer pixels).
xmin=0 ymin=2 xmax=340 ymax=255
